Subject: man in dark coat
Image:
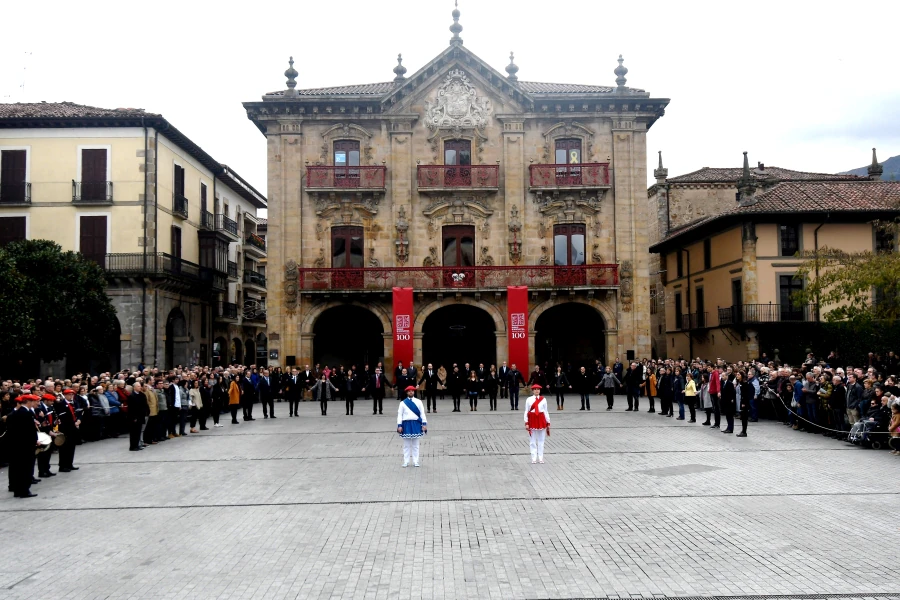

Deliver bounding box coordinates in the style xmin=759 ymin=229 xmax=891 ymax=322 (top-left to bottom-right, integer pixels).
xmin=418 ymin=363 xmax=443 ymax=413
xmin=498 ymin=362 xmax=510 ymax=400
xmin=624 ymin=362 xmax=644 ymax=412
xmin=369 ymin=367 xmax=391 ymax=415
xmin=54 ymin=389 xmax=81 ymax=472
xmin=127 ymin=383 xmax=148 ymax=451
xmin=7 ymin=394 xmax=39 ymax=498
xmin=283 ymin=368 xmax=301 ymax=417
xmin=507 ymin=364 xmax=526 ymax=410
xmin=259 ymin=369 xmax=275 ymax=419
xmin=241 ymin=371 xmax=257 ymax=421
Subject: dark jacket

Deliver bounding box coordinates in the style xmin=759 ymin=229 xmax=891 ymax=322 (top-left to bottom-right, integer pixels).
xmin=829 ymin=384 xmax=847 ymax=411
xmin=721 ymin=377 xmax=737 ymax=415
xmin=419 ymin=369 xmax=443 ymax=390
xmin=283 ymin=375 xmax=302 ymax=401
xmin=507 ymin=369 xmax=526 ymax=389
xmin=738 ymin=382 xmax=755 ymax=412
xmin=527 ymin=370 xmax=547 ymax=389
xmin=552 ymin=372 xmax=570 ymax=390
xmin=572 ymin=371 xmax=593 ymax=394
xmin=258 ymin=376 xmax=273 ymax=401
xmin=369 ymin=373 xmax=391 ymax=397
xmin=447 ymin=371 xmax=464 ymax=393
xmin=6 ymin=406 xmax=37 ymax=454
xmin=464 ymin=378 xmax=481 ymax=395
xmin=240 ymin=378 xmax=257 ymax=403
xmin=128 ymin=392 xmax=149 ymax=420
xmin=54 ymin=399 xmax=79 ymax=434
xmin=845 ymin=382 xmax=863 ymax=411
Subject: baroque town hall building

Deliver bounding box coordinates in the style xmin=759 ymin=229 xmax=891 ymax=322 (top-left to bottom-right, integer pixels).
xmin=244 ymin=6 xmax=668 ymax=372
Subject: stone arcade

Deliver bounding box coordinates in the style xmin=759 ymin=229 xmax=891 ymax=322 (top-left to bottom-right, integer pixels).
xmin=244 ymin=5 xmax=668 ymax=371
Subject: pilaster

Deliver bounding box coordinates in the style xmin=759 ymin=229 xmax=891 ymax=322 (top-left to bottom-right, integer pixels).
xmin=500 ymin=117 xmax=525 ymax=266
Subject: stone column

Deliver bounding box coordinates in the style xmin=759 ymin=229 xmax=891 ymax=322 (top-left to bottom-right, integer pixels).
xmin=495 ymin=331 xmax=508 ymax=366
xmin=413 ymin=332 xmax=424 ymax=367
xmin=389 ymin=120 xmax=413 ymax=267
xmin=382 ymin=333 xmax=394 ymax=372
xmin=500 ymin=119 xmax=525 ymax=266
xmin=605 ymin=329 xmax=619 ymax=366
xmin=741 ymin=222 xmax=759 ymax=360
xmin=299 ymin=332 xmax=314 ymax=367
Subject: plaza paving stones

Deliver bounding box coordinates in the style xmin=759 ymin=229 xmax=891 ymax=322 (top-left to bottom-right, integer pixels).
xmin=1 ymin=399 xmax=898 ymax=600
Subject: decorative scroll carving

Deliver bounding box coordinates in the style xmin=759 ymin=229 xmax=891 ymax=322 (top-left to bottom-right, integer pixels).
xmin=479 ymin=247 xmax=495 ymax=266
xmin=368 ymin=248 xmax=380 ymax=268
xmin=395 ymin=206 xmax=410 ymax=265
xmin=313 ymin=248 xmax=326 ymax=269
xmin=423 ymin=247 xmax=438 ymax=267
xmin=424 ymin=69 xmax=492 ymax=132
xmin=539 ymin=245 xmax=551 ymax=266
xmin=312 ymin=192 xmax=382 ymax=224
xmin=318 ymin=122 xmax=375 ymax=165
xmin=591 ymin=244 xmax=603 ymax=263
xmin=284 ymin=259 xmax=298 ymax=315
xmin=421 ymin=195 xmax=493 ymax=242
xmin=508 ymin=205 xmax=522 ymax=265
xmin=533 ymin=189 xmax=605 ymax=224
xmin=541 ymin=121 xmax=596 ymax=163
xmin=619 ymin=260 xmax=634 ymax=312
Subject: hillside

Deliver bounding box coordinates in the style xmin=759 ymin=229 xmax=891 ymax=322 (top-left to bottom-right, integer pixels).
xmin=841 ymin=153 xmax=900 ymax=180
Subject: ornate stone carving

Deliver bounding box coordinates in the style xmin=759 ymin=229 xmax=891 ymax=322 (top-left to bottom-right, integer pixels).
xmin=538 ymin=221 xmax=547 ymax=239
xmin=619 ymin=260 xmax=634 ymax=312
xmin=312 ymin=192 xmax=382 ymax=224
xmin=539 ymin=245 xmax=551 ymax=266
xmin=424 ymin=69 xmax=492 ymax=132
xmin=507 ymin=205 xmax=522 ymax=264
xmin=423 ymin=247 xmax=438 ymax=267
xmin=479 ymin=247 xmax=495 ymax=266
xmin=533 ymin=190 xmax=605 ymax=223
xmin=591 ymin=244 xmax=603 ymax=263
xmin=395 ymin=206 xmax=410 ymax=265
xmin=541 ymin=121 xmax=596 ymax=163
xmin=313 ymin=248 xmax=326 ymax=269
xmin=314 ymin=220 xmax=326 ymax=241
xmin=318 ymin=122 xmax=375 ymax=165
xmin=421 ymin=196 xmax=493 ymax=242
xmin=368 ymin=248 xmax=380 ymax=267
xmin=284 ymin=259 xmax=298 ymax=315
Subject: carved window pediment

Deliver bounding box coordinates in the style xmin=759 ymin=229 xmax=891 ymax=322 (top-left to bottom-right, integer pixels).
xmin=318 ymin=122 xmax=375 ymax=165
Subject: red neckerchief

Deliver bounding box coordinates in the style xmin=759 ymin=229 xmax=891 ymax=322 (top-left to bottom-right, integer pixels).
xmin=66 ymin=401 xmax=75 ymax=420
xmin=530 ymin=396 xmax=543 ymax=412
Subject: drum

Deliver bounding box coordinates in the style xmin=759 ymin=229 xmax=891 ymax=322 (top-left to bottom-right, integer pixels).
xmin=36 ymin=432 xmax=52 ymax=455
xmin=53 ymin=431 xmax=66 ymax=447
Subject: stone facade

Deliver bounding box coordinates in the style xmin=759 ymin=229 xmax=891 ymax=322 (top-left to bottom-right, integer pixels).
xmin=246 ymin=8 xmax=668 ymax=369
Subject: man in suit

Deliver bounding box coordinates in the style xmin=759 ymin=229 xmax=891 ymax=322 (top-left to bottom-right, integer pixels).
xmin=127 ymin=382 xmax=148 ymax=451
xmin=528 ymin=365 xmax=548 ymax=395
xmin=369 ymin=367 xmax=391 ymax=415
xmin=507 ymin=363 xmax=527 ymax=410
xmin=477 ymin=363 xmax=487 ymax=399
xmin=34 ymin=394 xmax=56 ymax=478
xmin=498 ymin=362 xmax=510 ymax=399
xmin=241 ymin=371 xmax=257 ymax=421
xmin=7 ymin=394 xmax=39 ymax=498
xmin=301 ymin=365 xmax=315 ymax=400
xmin=259 ymin=369 xmax=275 ymax=419
xmin=394 ymin=362 xmax=405 ymax=390
xmin=418 ymin=363 xmax=443 ymax=413
xmin=54 ymin=388 xmax=81 ymax=472
xmin=284 ymin=368 xmax=301 ymax=417
xmin=624 ymin=362 xmax=644 ymax=411
xmin=406 ymin=363 xmax=418 ymax=396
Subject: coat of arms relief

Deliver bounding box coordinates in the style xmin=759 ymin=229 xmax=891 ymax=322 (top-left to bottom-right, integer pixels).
xmin=424 ymin=69 xmax=492 ymax=133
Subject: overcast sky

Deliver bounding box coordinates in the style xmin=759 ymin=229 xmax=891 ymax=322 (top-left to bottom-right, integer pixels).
xmin=3 ymin=0 xmax=898 ymax=211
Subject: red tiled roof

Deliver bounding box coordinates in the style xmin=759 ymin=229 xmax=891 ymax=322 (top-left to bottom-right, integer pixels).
xmin=0 ymin=101 xmax=158 ymax=119
xmin=650 ymin=181 xmax=900 ymax=252
xmin=667 ymin=166 xmax=863 ymax=184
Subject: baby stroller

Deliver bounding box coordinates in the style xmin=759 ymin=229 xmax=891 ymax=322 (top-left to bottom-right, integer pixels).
xmin=847 ymin=420 xmax=866 ymax=445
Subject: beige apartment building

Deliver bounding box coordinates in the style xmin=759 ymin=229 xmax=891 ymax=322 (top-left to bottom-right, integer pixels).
xmin=0 ymin=102 xmax=267 ymax=373
xmin=648 ymin=153 xmax=899 ymax=363
xmin=243 ymin=6 xmax=669 ymax=371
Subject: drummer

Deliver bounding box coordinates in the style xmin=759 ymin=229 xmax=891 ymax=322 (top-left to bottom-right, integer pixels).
xmin=34 ymin=393 xmax=57 ymax=479
xmin=6 ymin=394 xmax=40 ymax=498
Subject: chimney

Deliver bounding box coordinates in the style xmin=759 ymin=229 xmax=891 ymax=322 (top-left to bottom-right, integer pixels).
xmin=736 ymin=151 xmax=760 ymax=206
xmin=653 ymin=150 xmax=668 ymax=184
xmin=868 ymin=148 xmax=883 ymax=181
xmin=757 ymin=162 xmax=765 ymax=171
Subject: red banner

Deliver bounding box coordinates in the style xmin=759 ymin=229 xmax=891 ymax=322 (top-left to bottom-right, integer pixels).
xmin=392 ymin=287 xmax=414 ymax=369
xmin=507 ymin=286 xmax=529 ymax=372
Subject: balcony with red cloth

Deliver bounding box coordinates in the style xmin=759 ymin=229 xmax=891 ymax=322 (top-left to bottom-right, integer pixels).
xmin=528 ymin=163 xmax=611 ymax=191
xmin=297 ymin=264 xmax=618 ymax=293
xmin=416 ymin=165 xmax=499 ymax=193
xmin=305 ymin=165 xmax=386 ymax=191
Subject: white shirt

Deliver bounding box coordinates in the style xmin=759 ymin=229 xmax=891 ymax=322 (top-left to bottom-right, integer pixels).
xmin=396 ymin=397 xmax=427 ymax=426
xmin=523 ymin=394 xmax=550 ymax=425
xmin=174 ymin=385 xmax=182 ymax=408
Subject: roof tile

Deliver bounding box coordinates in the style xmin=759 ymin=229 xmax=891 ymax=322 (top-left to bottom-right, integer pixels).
xmin=667 ymin=166 xmax=863 ymax=184
xmin=0 ymin=101 xmax=158 ymax=119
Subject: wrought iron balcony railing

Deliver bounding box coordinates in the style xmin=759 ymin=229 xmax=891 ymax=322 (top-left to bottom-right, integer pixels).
xmin=245 ymin=233 xmax=266 ymax=253
xmin=0 ymin=182 xmax=31 ymax=204
xmin=104 ymin=253 xmax=200 ymax=280
xmin=719 ymin=303 xmax=818 ymax=325
xmin=173 ymin=193 xmax=189 ymax=219
xmin=679 ymin=311 xmax=709 ymax=330
xmin=217 ymin=301 xmax=238 ymax=320
xmin=529 ymin=163 xmax=611 ymax=188
xmin=72 ymin=181 xmax=113 ymax=203
xmin=417 ymin=165 xmax=499 ymax=190
xmin=306 ymin=165 xmax=386 ymax=189
xmin=243 ymin=270 xmax=267 ymax=287
xmin=297 ymin=264 xmax=618 ymax=292
xmin=227 ymin=261 xmax=238 ymax=279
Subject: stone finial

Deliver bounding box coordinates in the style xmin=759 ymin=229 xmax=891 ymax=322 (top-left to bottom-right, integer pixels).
xmin=868 ymin=147 xmax=883 ymax=181
xmin=284 ymin=56 xmax=299 ymax=97
xmin=393 ymin=54 xmax=407 ymax=83
xmin=737 ymin=151 xmax=760 ymax=206
xmin=614 ymin=54 xmax=628 ymax=91
xmin=450 ymin=1 xmax=463 ymax=46
xmin=653 ymin=150 xmax=668 ymax=183
xmin=505 ymin=52 xmax=519 ymax=82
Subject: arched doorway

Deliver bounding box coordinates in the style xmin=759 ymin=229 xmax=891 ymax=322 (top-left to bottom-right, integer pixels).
xmin=244 ymin=339 xmax=255 ymax=366
xmin=313 ymin=305 xmax=384 ymax=369
xmin=231 ymin=338 xmax=242 ymax=366
xmin=535 ymin=303 xmax=605 ymax=371
xmin=213 ymin=336 xmax=227 ymax=368
xmin=423 ymin=304 xmax=496 ymax=372
xmin=256 ymin=332 xmax=268 ymax=365
xmin=165 ymin=308 xmax=187 ymax=368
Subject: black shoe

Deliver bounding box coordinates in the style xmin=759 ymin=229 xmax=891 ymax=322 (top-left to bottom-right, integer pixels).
xmin=658 ymin=412 xmax=668 ymax=416
xmin=676 ymin=417 xmax=685 ymax=420
xmin=38 ymin=472 xmax=54 ymax=478
xmin=625 ymin=408 xmax=633 ymax=412
xmin=606 ymin=407 xmax=612 ymax=411
xmin=379 ymin=412 xmax=383 ymax=415
xmin=58 ymin=468 xmax=72 ymax=473
xmin=373 ymin=412 xmax=378 ymax=415
xmin=32 ymin=478 xmax=41 ymax=484
xmin=648 ymin=409 xmax=656 ymax=413
xmin=701 ymin=421 xmax=710 ymax=426
xmin=689 ymin=419 xmax=696 ymax=423
xmin=200 ymin=427 xmax=209 ymax=430
xmin=129 ymin=447 xmax=142 ymax=451
xmin=248 ymin=418 xmax=256 ymax=421
xmin=580 ymin=407 xmax=585 ymax=411
xmin=15 ymin=492 xmax=37 ymax=498
xmin=270 ymin=416 xmax=276 ymax=419
xmin=264 ymin=415 xmax=269 ymax=419
xmin=736 ymin=432 xmax=747 ymax=437
xmin=722 ymin=430 xmax=733 ymax=434
xmin=232 ymin=420 xmax=239 ymax=424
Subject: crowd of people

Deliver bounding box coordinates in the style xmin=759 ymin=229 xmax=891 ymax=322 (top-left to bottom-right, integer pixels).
xmin=2 ymin=350 xmax=898 ymax=497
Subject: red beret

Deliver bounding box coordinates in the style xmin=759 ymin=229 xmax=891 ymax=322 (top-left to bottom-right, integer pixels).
xmin=530 ymin=384 xmax=543 ymax=389
xmin=63 ymin=389 xmax=75 ymax=394
xmin=404 ymin=385 xmax=417 ymax=392
xmin=16 ymin=394 xmax=38 ymax=402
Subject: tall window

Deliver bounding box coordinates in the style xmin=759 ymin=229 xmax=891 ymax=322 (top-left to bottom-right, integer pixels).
xmin=200 ymin=183 xmax=208 ymax=214
xmin=555 ymin=139 xmax=582 ymax=185
xmin=676 ymin=252 xmax=684 ymax=278
xmin=674 ymin=292 xmax=683 ymax=330
xmin=442 ymin=225 xmax=475 ymax=267
xmin=0 ymin=216 xmax=26 ymax=247
xmin=731 ymin=278 xmax=743 ymax=324
xmin=779 ymin=275 xmax=804 ymax=321
xmin=171 ymin=226 xmax=182 ymax=259
xmin=174 ymin=164 xmax=185 ymax=197
xmin=553 ymin=224 xmax=585 ymax=266
xmin=695 ymin=287 xmax=705 ymax=327
xmin=79 ymin=216 xmax=107 ymax=265
xmin=331 ymin=226 xmax=364 ymax=268
xmin=703 ymin=238 xmax=712 ymax=270
xmin=80 ymin=149 xmax=108 ymax=201
xmin=444 ymin=140 xmax=471 ymax=186
xmin=0 ymin=149 xmax=27 ymax=203
xmin=334 ymin=140 xmax=360 ymax=184
xmin=779 ymin=224 xmax=800 ymax=256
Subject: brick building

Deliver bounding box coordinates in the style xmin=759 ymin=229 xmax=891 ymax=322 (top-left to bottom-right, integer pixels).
xmin=244 ymin=6 xmax=668 ymax=372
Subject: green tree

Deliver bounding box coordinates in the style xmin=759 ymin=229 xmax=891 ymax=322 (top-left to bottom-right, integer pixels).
xmin=794 ymin=222 xmax=900 ymax=324
xmin=0 ymin=240 xmax=117 ymax=364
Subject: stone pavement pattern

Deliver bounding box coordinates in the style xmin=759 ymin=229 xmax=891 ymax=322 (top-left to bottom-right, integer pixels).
xmin=1 ymin=399 xmax=899 ymax=600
